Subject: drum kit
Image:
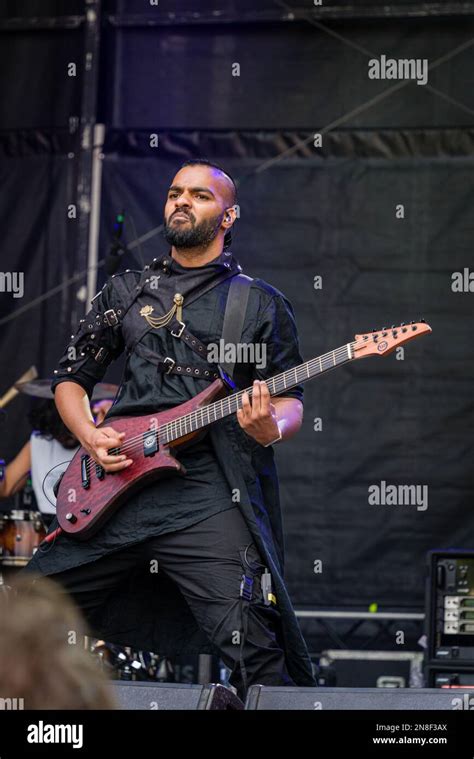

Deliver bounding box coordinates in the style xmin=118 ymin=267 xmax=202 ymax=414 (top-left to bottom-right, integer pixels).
xmin=0 ymin=508 xmax=46 ymax=571
xmin=0 ymin=471 xmax=46 ymax=577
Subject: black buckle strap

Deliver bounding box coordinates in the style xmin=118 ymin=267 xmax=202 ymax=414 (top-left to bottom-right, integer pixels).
xmin=170 ymin=320 xmax=186 ymax=338
xmin=165 ymin=319 xmax=209 ymax=360
xmin=158 ymin=358 xmax=219 ymax=380
xmin=163 ymin=357 xmax=175 ymax=374
xmin=84 ymin=308 xmax=123 ymax=331
xmin=103 ymin=309 xmax=119 ymax=327
xmin=132 ymin=342 xmax=219 ymax=381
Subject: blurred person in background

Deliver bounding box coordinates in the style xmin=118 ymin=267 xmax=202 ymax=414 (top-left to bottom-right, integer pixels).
xmin=0 ymin=573 xmax=117 ymax=709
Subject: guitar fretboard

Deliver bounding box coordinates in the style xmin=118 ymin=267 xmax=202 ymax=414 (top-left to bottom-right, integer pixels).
xmin=158 ymin=342 xmax=355 ymax=445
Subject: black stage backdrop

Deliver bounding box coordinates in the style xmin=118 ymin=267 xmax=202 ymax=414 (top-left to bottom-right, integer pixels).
xmin=0 ymin=1 xmax=473 ymax=613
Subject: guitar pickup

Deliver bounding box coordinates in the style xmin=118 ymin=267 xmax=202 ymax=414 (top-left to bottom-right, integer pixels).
xmin=81 ymin=454 xmax=90 ymax=489
xmin=143 ymin=430 xmax=158 ymax=457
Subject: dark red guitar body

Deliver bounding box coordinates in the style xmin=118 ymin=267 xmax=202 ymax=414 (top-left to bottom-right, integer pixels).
xmin=56 ymin=378 xmax=228 ymax=540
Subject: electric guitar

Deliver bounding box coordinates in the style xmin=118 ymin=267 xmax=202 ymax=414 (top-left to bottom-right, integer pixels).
xmin=56 ymin=320 xmax=432 ymax=539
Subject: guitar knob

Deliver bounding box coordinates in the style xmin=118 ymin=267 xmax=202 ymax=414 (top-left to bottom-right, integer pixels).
xmin=65 ymin=513 xmax=77 ymax=524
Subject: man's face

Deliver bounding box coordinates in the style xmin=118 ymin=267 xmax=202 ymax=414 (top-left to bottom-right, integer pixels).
xmin=163 ymin=165 xmax=233 ymax=249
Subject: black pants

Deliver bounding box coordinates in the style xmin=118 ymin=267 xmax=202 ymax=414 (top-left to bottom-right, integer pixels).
xmin=44 ymin=507 xmax=295 ymax=700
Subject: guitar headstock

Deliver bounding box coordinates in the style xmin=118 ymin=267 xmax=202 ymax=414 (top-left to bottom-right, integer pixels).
xmin=352 ymin=320 xmax=432 ymax=358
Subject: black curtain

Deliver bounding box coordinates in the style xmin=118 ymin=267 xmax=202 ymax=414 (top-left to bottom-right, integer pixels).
xmin=1 ymin=2 xmax=473 ymax=610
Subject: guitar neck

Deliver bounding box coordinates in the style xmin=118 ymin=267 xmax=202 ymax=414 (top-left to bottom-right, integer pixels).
xmin=160 ymin=341 xmax=355 ymax=445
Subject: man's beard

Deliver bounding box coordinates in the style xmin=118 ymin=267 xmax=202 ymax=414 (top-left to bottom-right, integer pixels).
xmin=163 ymin=210 xmax=224 ymax=249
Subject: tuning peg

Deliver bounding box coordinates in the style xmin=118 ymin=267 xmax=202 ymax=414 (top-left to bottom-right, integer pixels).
xmin=420 ymin=317 xmax=426 ymax=323
xmin=400 ymin=322 xmax=405 ymax=326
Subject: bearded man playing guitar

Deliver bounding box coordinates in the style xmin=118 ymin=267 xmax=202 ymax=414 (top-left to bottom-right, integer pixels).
xmin=24 ymin=159 xmax=317 ymax=698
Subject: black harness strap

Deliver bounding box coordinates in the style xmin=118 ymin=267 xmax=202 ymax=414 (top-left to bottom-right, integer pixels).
xmin=133 ymin=273 xmax=252 ymax=381
xmin=126 ymin=268 xmax=238 ymax=358
xmin=99 ymin=267 xmax=254 ymax=382
xmin=133 ymin=342 xmax=220 ymax=381
xmin=164 ymin=319 xmax=210 ymax=358
xmin=156 ymin=273 xmax=253 ymax=380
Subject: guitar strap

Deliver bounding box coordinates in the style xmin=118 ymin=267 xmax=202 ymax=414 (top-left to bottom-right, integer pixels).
xmin=218 ymin=273 xmax=253 ymax=380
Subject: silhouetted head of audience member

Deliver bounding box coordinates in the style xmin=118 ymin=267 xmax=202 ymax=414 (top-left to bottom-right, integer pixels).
xmin=0 ymin=574 xmax=117 ymax=709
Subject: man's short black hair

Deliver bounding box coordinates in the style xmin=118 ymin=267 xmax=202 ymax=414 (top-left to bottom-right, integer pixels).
xmin=179 ymin=158 xmax=237 ymax=205
xmin=179 ymin=158 xmax=237 ymax=250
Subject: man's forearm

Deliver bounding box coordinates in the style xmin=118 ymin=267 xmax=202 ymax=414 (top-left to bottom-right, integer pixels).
xmin=54 ymin=382 xmax=97 ymax=446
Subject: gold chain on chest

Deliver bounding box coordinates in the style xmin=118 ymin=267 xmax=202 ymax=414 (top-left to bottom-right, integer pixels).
xmin=139 ymin=292 xmax=184 ymax=328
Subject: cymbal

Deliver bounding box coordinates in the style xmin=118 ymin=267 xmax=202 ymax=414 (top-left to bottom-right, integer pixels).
xmin=14 ymin=380 xmax=119 ymax=402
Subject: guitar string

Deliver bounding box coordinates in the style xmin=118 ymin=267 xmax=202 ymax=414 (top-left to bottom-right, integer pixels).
xmin=83 ymin=341 xmax=360 ymax=473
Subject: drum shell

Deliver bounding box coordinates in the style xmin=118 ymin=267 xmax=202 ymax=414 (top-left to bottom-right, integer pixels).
xmin=0 ymin=510 xmax=46 ymax=567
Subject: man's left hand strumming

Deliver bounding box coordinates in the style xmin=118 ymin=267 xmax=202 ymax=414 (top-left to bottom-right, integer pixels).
xmin=237 ymin=379 xmax=303 ymax=447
